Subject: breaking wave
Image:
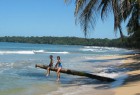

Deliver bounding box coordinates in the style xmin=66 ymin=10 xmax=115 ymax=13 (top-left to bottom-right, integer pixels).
xmin=0 ymin=50 xmax=34 ymax=55
xmin=0 ymin=50 xmax=69 ymax=55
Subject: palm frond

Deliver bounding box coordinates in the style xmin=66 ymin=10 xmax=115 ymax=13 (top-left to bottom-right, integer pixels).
xmin=78 ymin=0 xmax=98 ymax=37
xmin=121 ymin=0 xmax=132 ymax=21
xmin=64 ymin=0 xmax=71 ymax=3
xmin=112 ymin=0 xmax=121 ymax=30
xmin=98 ymin=0 xmax=112 ymax=20
xmin=65 ymin=0 xmax=140 ymax=40
xmin=127 ymin=1 xmax=140 ymax=35
xmin=74 ymin=0 xmax=86 ymax=15
xmin=118 ymin=25 xmax=124 ymax=41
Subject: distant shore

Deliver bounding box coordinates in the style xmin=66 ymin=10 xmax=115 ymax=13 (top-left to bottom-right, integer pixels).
xmin=0 ymin=36 xmax=129 ymax=48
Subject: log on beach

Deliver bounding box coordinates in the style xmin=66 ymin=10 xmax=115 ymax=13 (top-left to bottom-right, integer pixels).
xmin=35 ymin=64 xmax=115 ymax=82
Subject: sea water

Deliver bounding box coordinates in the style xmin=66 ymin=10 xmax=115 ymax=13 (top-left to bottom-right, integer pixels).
xmin=0 ymin=42 xmax=136 ymax=95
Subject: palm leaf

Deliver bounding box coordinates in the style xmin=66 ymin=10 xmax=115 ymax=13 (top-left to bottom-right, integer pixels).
xmin=78 ymin=0 xmax=98 ymax=37
xmin=98 ymin=0 xmax=112 ymax=20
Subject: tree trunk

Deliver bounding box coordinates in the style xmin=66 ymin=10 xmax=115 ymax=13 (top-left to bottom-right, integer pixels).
xmin=35 ymin=64 xmax=115 ymax=82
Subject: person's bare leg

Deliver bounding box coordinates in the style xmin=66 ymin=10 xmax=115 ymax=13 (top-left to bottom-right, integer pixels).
xmin=48 ymin=69 xmax=50 ymax=75
xmin=56 ymin=68 xmax=61 ymax=81
xmin=46 ymin=67 xmax=50 ymax=76
xmin=58 ymin=72 xmax=60 ymax=78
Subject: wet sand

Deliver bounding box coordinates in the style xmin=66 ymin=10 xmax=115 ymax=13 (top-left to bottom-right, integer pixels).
xmin=113 ymin=54 xmax=140 ymax=95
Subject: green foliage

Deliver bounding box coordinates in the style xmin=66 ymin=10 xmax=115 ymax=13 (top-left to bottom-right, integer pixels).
xmin=0 ymin=36 xmax=132 ymax=48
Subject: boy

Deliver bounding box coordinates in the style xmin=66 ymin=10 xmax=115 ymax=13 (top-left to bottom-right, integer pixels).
xmin=46 ymin=55 xmax=53 ymax=76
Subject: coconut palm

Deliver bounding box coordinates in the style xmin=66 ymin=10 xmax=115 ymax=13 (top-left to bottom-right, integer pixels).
xmin=65 ymin=0 xmax=140 ymax=40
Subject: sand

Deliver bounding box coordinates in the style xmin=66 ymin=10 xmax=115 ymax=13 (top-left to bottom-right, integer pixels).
xmin=86 ymin=54 xmax=140 ymax=95
xmin=113 ymin=54 xmax=140 ymax=95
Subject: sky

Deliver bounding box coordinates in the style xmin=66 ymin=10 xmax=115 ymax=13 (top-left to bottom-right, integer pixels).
xmin=0 ymin=0 xmax=128 ymax=39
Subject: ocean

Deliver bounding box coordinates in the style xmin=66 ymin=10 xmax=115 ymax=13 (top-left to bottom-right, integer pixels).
xmin=0 ymin=42 xmax=135 ymax=95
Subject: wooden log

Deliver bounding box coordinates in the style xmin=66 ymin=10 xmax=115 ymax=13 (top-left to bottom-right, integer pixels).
xmin=35 ymin=64 xmax=115 ymax=82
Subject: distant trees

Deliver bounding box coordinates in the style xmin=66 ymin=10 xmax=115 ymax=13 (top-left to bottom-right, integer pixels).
xmin=0 ymin=36 xmax=131 ymax=48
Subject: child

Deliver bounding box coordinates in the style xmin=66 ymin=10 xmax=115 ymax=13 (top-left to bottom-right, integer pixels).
xmin=46 ymin=55 xmax=53 ymax=76
xmin=55 ymin=56 xmax=62 ymax=81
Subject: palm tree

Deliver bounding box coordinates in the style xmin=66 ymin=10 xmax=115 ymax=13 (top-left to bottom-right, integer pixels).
xmin=65 ymin=0 xmax=140 ymax=41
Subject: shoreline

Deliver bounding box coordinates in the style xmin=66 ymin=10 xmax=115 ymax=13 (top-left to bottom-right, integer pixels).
xmin=113 ymin=54 xmax=140 ymax=95
xmin=43 ymin=54 xmax=140 ymax=95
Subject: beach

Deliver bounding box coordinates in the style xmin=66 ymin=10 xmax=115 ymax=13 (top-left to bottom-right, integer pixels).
xmin=113 ymin=54 xmax=140 ymax=95
xmin=97 ymin=54 xmax=140 ymax=95
xmin=86 ymin=54 xmax=140 ymax=95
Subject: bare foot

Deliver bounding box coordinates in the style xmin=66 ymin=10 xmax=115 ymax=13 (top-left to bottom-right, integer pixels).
xmin=56 ymin=78 xmax=60 ymax=82
xmin=46 ymin=74 xmax=49 ymax=77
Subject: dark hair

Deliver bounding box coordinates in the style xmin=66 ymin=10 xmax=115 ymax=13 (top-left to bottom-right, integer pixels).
xmin=50 ymin=55 xmax=53 ymax=58
xmin=57 ymin=56 xmax=60 ymax=59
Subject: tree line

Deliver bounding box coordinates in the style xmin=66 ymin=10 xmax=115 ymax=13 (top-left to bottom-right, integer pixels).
xmin=0 ymin=36 xmax=139 ymax=48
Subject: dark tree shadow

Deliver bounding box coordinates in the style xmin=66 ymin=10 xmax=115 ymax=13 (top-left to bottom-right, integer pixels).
xmin=83 ymin=57 xmax=126 ymax=63
xmin=83 ymin=54 xmax=140 ymax=89
xmin=116 ymin=54 xmax=140 ymax=87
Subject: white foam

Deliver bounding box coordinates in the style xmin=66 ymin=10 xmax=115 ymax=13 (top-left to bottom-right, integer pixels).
xmin=34 ymin=50 xmax=44 ymax=53
xmin=46 ymin=51 xmax=69 ymax=54
xmin=81 ymin=48 xmax=96 ymax=52
xmin=0 ymin=62 xmax=14 ymax=73
xmin=83 ymin=46 xmax=120 ymax=51
xmin=82 ymin=46 xmax=119 ymax=52
xmin=95 ymin=72 xmax=128 ymax=87
xmin=95 ymin=72 xmax=119 ymax=79
xmin=0 ymin=50 xmax=70 ymax=55
xmin=33 ymin=50 xmax=69 ymax=54
xmin=111 ymin=74 xmax=128 ymax=87
xmin=0 ymin=50 xmax=34 ymax=55
xmin=0 ymin=62 xmax=14 ymax=68
xmin=80 ymin=48 xmax=106 ymax=52
xmin=33 ymin=50 xmax=46 ymax=54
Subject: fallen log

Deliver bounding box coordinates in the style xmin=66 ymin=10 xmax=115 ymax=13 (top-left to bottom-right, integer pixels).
xmin=35 ymin=64 xmax=115 ymax=82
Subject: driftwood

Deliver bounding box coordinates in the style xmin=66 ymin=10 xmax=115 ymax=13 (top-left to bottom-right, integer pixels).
xmin=35 ymin=64 xmax=115 ymax=82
